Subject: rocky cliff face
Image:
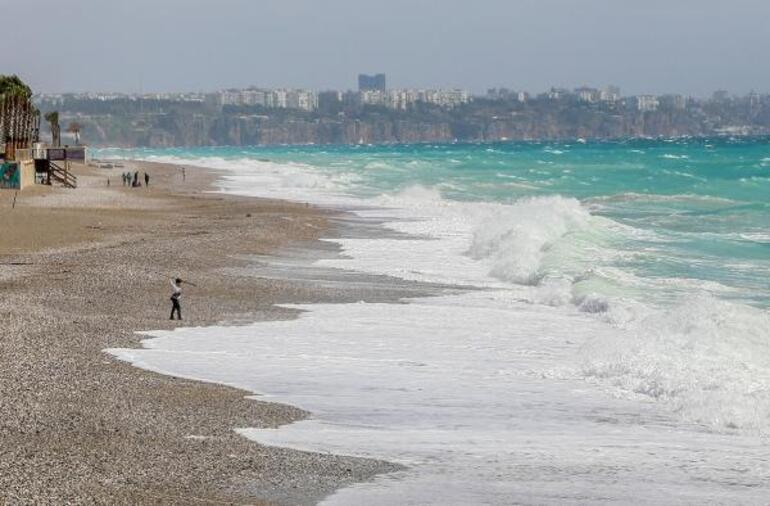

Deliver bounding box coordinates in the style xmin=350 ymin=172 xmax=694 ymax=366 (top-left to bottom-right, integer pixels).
xmin=80 ymin=114 xmax=458 ymax=147
xmin=72 ymin=105 xmax=769 ymax=148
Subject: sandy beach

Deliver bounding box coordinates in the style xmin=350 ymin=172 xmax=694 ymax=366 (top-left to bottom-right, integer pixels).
xmin=0 ymin=161 xmax=400 ymax=504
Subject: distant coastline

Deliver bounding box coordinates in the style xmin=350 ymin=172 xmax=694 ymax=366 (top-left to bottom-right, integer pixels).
xmin=35 ymin=90 xmax=770 ymax=148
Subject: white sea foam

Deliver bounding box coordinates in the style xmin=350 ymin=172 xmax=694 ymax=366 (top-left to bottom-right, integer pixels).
xmin=108 ymin=292 xmax=770 ymax=505
xmin=140 ymin=154 xmax=359 ymax=206
xmin=582 ymin=295 xmax=770 ymax=432
xmin=739 ymin=232 xmax=770 ymax=242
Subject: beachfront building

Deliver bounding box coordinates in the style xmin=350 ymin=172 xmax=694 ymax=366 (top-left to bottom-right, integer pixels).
xmin=0 ymin=144 xmax=86 ymax=191
xmin=2 ymin=75 xmax=88 ymax=190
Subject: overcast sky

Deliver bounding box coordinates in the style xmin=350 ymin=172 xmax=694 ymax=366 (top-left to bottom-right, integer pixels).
xmin=1 ymin=0 xmax=767 ymax=96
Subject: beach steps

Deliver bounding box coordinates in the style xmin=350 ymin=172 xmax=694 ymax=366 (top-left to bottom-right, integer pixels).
xmin=49 ymin=161 xmax=77 ymax=188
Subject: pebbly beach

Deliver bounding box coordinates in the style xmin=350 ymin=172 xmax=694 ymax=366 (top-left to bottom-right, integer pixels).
xmin=0 ymin=160 xmax=401 ymax=504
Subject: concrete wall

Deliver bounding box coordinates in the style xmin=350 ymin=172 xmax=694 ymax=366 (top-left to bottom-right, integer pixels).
xmin=19 ymin=160 xmax=36 ymax=189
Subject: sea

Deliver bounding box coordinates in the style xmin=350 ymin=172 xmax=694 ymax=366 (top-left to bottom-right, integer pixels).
xmin=103 ymin=137 xmax=770 ymax=505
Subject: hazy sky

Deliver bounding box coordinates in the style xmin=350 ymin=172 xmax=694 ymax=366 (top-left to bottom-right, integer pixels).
xmin=1 ymin=0 xmax=767 ymax=96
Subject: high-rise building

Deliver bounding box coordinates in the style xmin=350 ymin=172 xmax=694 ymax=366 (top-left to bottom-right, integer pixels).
xmin=358 ymin=74 xmax=387 ymax=92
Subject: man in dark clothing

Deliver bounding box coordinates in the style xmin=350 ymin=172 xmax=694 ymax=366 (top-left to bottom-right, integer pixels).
xmin=144 ymin=172 xmax=150 ymax=187
xmin=170 ymin=278 xmax=183 ymax=320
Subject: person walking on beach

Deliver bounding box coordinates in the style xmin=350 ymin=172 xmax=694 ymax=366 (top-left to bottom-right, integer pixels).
xmin=170 ymin=278 xmax=183 ymax=320
xmin=144 ymin=172 xmax=150 ymax=187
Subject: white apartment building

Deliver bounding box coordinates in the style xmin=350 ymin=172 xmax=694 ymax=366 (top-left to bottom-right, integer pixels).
xmin=285 ymin=89 xmax=318 ymax=111
xmin=359 ymin=89 xmax=471 ymax=109
xmin=576 ymin=87 xmax=601 ymax=103
xmin=420 ymin=89 xmax=471 ymax=108
xmin=219 ymin=88 xmax=318 ymax=111
xmin=359 ymin=90 xmax=389 ymax=107
xmin=635 ymin=95 xmax=660 ymax=112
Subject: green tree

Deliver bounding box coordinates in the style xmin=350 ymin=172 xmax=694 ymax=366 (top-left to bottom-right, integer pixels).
xmin=0 ymin=75 xmax=36 ymax=158
xmin=45 ymin=111 xmax=61 ymax=147
xmin=0 ymin=75 xmax=32 ymax=99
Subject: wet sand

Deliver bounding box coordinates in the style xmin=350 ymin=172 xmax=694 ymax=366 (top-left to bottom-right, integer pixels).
xmin=0 ymin=161 xmax=400 ymax=504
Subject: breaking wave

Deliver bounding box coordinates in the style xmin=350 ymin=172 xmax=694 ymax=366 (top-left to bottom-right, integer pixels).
xmin=467 ymin=196 xmax=591 ymax=285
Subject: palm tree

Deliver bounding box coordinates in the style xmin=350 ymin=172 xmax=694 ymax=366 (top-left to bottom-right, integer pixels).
xmin=67 ymin=121 xmax=82 ymax=145
xmin=45 ymin=111 xmax=61 ymax=147
xmin=0 ymin=75 xmax=32 ymax=98
xmin=0 ymin=75 xmax=35 ymax=158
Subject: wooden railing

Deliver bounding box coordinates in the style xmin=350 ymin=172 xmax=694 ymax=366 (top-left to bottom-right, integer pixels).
xmin=49 ymin=161 xmax=77 ymax=188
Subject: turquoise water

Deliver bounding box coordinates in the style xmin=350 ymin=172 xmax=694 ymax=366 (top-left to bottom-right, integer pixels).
xmin=101 ymin=137 xmax=770 ymax=308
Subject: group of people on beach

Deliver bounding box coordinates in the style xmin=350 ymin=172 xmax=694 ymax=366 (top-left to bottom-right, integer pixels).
xmin=121 ymin=171 xmax=150 ymax=188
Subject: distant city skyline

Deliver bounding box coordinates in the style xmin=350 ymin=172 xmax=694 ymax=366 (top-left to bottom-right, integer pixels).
xmin=2 ymin=0 xmax=769 ymax=97
xmin=34 ymin=83 xmax=758 ymax=102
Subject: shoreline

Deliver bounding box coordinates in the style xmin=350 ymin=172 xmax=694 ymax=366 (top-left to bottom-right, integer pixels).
xmin=0 ymin=160 xmax=406 ymax=504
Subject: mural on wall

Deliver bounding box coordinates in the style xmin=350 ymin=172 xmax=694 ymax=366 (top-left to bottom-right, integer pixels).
xmin=0 ymin=162 xmax=20 ymax=189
